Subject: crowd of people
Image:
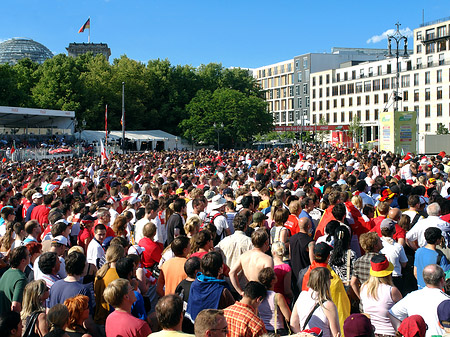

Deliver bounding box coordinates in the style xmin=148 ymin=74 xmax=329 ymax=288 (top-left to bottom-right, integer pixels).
xmin=0 ymin=145 xmax=450 ymax=337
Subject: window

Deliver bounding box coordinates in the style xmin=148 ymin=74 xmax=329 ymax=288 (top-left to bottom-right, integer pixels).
xmin=341 ymin=98 xmax=345 ymax=107
xmin=336 ymin=73 xmax=340 ymax=82
xmin=373 ymin=79 xmax=380 ymax=91
xmin=295 ymin=111 xmax=299 ymax=120
xmin=368 ymin=67 xmax=373 ymax=77
xmin=374 ymin=94 xmax=379 ymax=104
xmin=276 ymin=88 xmax=280 ymax=98
xmin=312 ymin=102 xmax=316 ymax=112
xmin=344 ymin=72 xmax=348 ymax=81
xmin=438 ymin=40 xmax=447 ymax=52
xmin=332 ymin=86 xmax=339 ymax=96
xmin=364 ymin=81 xmax=371 ymax=92
xmin=428 ymin=55 xmax=433 ymax=67
xmin=425 ymin=72 xmax=430 ymax=84
xmin=288 ymin=111 xmax=294 ymax=122
xmin=417 ymin=58 xmax=422 ymax=69
xmin=356 ymin=82 xmax=363 ymax=93
xmin=401 ymin=75 xmax=410 ymax=88
xmin=298 ymin=72 xmax=302 ymax=82
xmin=437 ymin=86 xmax=443 ymax=99
xmin=387 ymin=64 xmax=391 ymax=74
xmin=326 ymin=113 xmax=330 ymax=123
xmin=319 ymin=76 xmax=323 ymax=85
xmin=347 ymin=83 xmax=354 ymax=94
xmin=312 ymin=89 xmax=316 ymax=99
xmin=333 ymin=112 xmax=337 ymax=123
xmin=414 ymin=73 xmax=419 ymax=86
xmin=382 ymin=78 xmax=390 ymax=90
xmin=280 ymin=65 xmax=284 ymax=74
xmin=365 ymin=110 xmax=370 ymax=121
xmin=349 ymin=97 xmax=353 ymax=106
xmin=403 ymin=91 xmax=408 ymax=101
xmin=303 ymin=57 xmax=308 ymax=69
xmin=414 ymin=105 xmax=419 ymax=113
xmin=303 ymin=84 xmax=308 ymax=94
xmin=319 ymin=88 xmax=322 ymax=98
xmin=384 ymin=93 xmax=389 ymax=103
xmin=340 ymin=84 xmax=346 ymax=95
xmin=438 ymin=26 xmax=447 ymax=37
xmin=439 ymin=54 xmax=445 ymax=65
xmin=437 ymin=70 xmax=443 ymax=83
xmin=357 ymin=96 xmax=361 ymax=106
xmin=426 ymin=29 xmax=435 ymax=40
xmin=289 ymin=86 xmax=294 ymax=96
xmin=365 ymin=95 xmax=370 ymax=104
xmin=407 ymin=61 xmax=412 ymax=71
xmin=269 ymin=90 xmax=273 ymax=99
xmin=341 ymin=112 xmax=345 ymax=122
xmin=357 ymin=110 xmax=361 ymax=120
xmin=274 ymin=67 xmax=278 ymax=75
xmin=414 ymin=90 xmax=419 ymax=101
xmin=306 ymin=97 xmax=310 ymax=107
xmin=426 ymin=43 xmax=436 ymax=54
xmin=298 ymin=97 xmax=302 ymax=108
xmin=268 ymin=68 xmax=272 ymax=76
xmin=333 ymin=99 xmax=337 ymax=108
xmin=312 ymin=77 xmax=316 ymax=86
xmin=295 ymin=61 xmax=299 ymax=70
xmin=374 ymin=109 xmax=379 ymax=120
xmin=313 ymin=115 xmax=316 ymax=124
xmin=326 ymin=74 xmax=330 ymax=84
xmin=305 ymin=69 xmax=310 ymax=81
xmin=425 ymin=88 xmax=431 ymax=101
xmin=288 ymin=63 xmax=292 ymax=72
xmin=360 ymin=69 xmax=364 ymax=78
xmin=417 ymin=44 xmax=422 ymax=53
xmin=425 ymin=105 xmax=431 ymax=117
xmin=326 ymin=100 xmax=330 ymax=110
xmin=352 ymin=70 xmax=356 ymax=79
xmin=319 ymin=102 xmax=323 ymax=110
xmin=425 ymin=124 xmax=430 ymax=132
xmin=349 ymin=111 xmax=353 ymax=122
xmin=417 ymin=31 xmax=422 ymax=41
xmin=295 ymin=85 xmax=300 ymax=95
xmin=437 ymin=103 xmax=443 ymax=117
xmin=326 ymin=87 xmax=330 ymax=97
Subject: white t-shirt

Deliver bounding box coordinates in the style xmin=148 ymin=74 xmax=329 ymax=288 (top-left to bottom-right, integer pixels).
xmin=380 ymin=237 xmax=408 ymax=277
xmin=209 ymin=211 xmax=229 ymax=238
xmin=34 ymin=255 xmax=67 ymax=281
xmin=87 ymin=239 xmax=105 ymax=268
xmin=389 ymin=287 xmax=450 ymax=337
xmin=134 ymin=217 xmax=150 ymax=244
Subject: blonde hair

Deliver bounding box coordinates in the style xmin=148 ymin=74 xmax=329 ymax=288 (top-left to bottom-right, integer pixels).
xmin=351 ymin=195 xmax=363 ymax=210
xmin=68 ymin=245 xmax=84 ymax=255
xmin=307 ymin=267 xmax=332 ymax=306
xmin=361 ymin=274 xmax=393 ymax=301
xmin=96 ymin=244 xmax=125 ymax=279
xmin=21 ymin=280 xmax=47 ymax=320
xmin=184 ymin=215 xmax=201 ymax=236
xmin=271 ymin=241 xmax=286 ymax=257
xmin=104 ymin=278 xmax=130 ymax=308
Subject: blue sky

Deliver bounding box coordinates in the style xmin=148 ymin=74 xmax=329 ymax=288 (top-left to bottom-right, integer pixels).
xmin=1 ymin=1 xmax=448 ymax=69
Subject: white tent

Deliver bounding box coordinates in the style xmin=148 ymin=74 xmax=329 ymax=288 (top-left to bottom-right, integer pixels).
xmin=77 ymin=130 xmax=182 ymax=150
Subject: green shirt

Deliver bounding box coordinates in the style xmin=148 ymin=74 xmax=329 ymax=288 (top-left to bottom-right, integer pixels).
xmin=0 ymin=268 xmax=27 ymax=314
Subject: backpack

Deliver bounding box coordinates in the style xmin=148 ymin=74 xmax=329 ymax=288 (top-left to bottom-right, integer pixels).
xmin=200 ymin=212 xmax=222 ymax=231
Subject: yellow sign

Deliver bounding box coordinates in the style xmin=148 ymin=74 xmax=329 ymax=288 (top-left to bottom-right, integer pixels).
xmin=379 ymin=111 xmax=416 ymax=153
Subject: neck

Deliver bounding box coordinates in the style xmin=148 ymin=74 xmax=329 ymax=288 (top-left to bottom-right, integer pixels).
xmin=65 ymin=275 xmax=81 ymax=282
xmin=425 ymin=244 xmax=436 ymax=250
xmin=114 ymin=304 xmax=132 ymax=314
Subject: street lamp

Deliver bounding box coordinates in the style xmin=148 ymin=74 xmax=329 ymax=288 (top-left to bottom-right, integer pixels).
xmin=213 ymin=122 xmax=224 ymax=151
xmin=175 ymin=136 xmax=178 ymax=150
xmin=387 ymin=22 xmax=409 ymax=112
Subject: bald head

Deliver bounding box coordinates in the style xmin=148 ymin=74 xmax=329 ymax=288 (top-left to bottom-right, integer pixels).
xmin=298 ymin=217 xmax=311 ymax=233
xmin=388 ymin=208 xmax=402 ymax=222
xmin=423 ymin=264 xmax=444 ymax=288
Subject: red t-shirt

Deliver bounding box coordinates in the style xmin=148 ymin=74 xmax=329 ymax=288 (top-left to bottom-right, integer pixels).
xmin=78 ymin=228 xmax=94 ymax=252
xmin=31 ymin=205 xmax=50 ymax=231
xmin=105 ymin=310 xmax=151 ymax=337
xmin=138 ymin=237 xmax=163 ymax=268
xmin=284 ymin=214 xmax=300 ymax=236
xmin=370 ymin=222 xmax=406 ymax=240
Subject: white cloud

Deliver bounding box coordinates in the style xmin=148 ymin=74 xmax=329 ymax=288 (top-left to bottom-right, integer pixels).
xmin=366 ymin=27 xmax=413 ymax=44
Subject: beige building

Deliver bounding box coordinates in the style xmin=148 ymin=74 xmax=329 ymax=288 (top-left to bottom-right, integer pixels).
xmin=310 ymin=18 xmax=450 ymax=142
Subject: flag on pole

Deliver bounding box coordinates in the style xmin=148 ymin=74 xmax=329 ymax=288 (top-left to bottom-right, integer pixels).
xmin=78 ymin=18 xmax=90 ymax=33
xmin=10 ymin=146 xmax=15 ymax=155
xmin=100 ymin=139 xmax=108 ymax=165
xmin=120 ymin=115 xmax=123 ymax=126
xmin=401 ymin=148 xmax=405 ymax=156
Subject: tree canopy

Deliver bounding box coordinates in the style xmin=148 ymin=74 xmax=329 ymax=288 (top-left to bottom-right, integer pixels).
xmin=0 ymin=54 xmax=272 ymax=147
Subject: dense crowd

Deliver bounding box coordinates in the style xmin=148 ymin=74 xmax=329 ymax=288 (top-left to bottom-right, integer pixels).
xmin=0 ymin=146 xmax=450 ymax=337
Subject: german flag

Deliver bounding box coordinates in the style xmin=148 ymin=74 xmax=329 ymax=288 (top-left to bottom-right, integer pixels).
xmin=78 ymin=18 xmax=90 ymax=33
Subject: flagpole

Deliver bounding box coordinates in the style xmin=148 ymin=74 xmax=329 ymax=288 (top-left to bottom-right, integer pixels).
xmin=105 ymin=104 xmax=108 ymax=146
xmin=122 ymin=82 xmax=125 ymax=154
xmin=88 ymin=16 xmax=91 ymax=43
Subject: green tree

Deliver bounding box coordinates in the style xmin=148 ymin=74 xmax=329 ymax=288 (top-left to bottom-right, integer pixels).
xmin=437 ymin=123 xmax=449 ymax=135
xmin=180 ymin=88 xmax=271 ymax=148
xmin=13 ymin=58 xmax=39 ymax=107
xmin=348 ymin=117 xmax=363 ymax=146
xmin=316 ymin=118 xmax=329 ymax=143
xmin=0 ymin=63 xmax=23 ymax=106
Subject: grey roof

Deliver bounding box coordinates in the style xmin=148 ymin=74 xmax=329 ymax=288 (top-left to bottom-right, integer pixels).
xmin=0 ymin=38 xmax=53 ymax=65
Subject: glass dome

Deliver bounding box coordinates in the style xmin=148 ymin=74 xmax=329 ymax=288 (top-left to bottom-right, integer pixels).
xmin=0 ymin=38 xmax=53 ymax=65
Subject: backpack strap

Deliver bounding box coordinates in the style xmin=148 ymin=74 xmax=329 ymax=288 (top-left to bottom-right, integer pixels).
xmin=411 ymin=213 xmax=421 ymax=227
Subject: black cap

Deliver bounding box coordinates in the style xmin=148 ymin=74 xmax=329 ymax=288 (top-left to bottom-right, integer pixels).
xmin=314 ymin=242 xmax=332 ymax=258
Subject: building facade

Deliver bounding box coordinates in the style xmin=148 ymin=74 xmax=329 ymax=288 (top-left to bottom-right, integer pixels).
xmin=252 ymin=48 xmax=387 ymax=127
xmin=66 ymin=43 xmax=111 ymax=61
xmin=310 ymin=17 xmax=450 ymax=143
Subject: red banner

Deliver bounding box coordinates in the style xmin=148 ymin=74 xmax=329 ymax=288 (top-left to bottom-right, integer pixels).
xmin=273 ymin=124 xmax=349 ymax=132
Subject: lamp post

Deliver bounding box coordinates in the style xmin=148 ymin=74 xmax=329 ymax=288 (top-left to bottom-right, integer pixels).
xmin=213 ymin=122 xmax=224 ymax=151
xmin=175 ymin=137 xmax=178 ymax=150
xmin=387 ymin=22 xmax=409 ymax=112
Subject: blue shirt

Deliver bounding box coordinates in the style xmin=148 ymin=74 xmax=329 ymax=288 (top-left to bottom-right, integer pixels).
xmin=414 ymin=247 xmax=450 ymax=289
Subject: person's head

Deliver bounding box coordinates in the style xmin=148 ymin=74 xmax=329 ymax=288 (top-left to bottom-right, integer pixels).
xmin=331 ymin=203 xmax=346 ymax=222
xmin=194 ymin=309 xmax=227 ymax=337
xmin=313 ymin=242 xmax=332 ymax=263
xmin=104 ymin=278 xmax=136 ymax=309
xmin=0 ymin=311 xmax=22 ymax=337
xmin=24 ymin=220 xmax=40 ymax=237
xmin=38 ymin=251 xmax=59 ymax=275
xmin=143 ymin=222 xmax=157 ymax=239
xmin=65 ymin=251 xmax=86 ymax=277
xmin=258 ymin=267 xmax=276 ymax=290
xmin=380 ymin=218 xmax=396 ymax=237
xmin=359 ymin=232 xmax=381 ymax=253
xmin=184 ymin=215 xmax=201 ymax=236
xmin=242 ymin=281 xmax=267 ymax=309
xmin=307 ymin=267 xmax=332 ymax=304
xmin=437 ymin=300 xmax=450 ymax=332
xmin=193 ymin=230 xmax=213 ymax=252
xmin=94 ymin=223 xmax=107 ymax=243
xmin=425 ymin=227 xmax=443 ymax=245
xmin=201 ymin=251 xmax=223 ymax=278
xmin=428 ymin=202 xmax=441 ymax=216
xmin=116 ymin=256 xmax=136 ymax=280
xmin=9 ymin=246 xmax=29 ymax=269
xmin=343 ymin=314 xmax=375 ymax=337
xmin=171 ymin=236 xmax=191 ymax=257
xmin=271 ymin=241 xmax=286 ymax=259
xmin=47 ymin=304 xmax=69 ymax=331
xmin=273 ymin=208 xmax=289 ymax=226
xmin=184 ymin=256 xmax=201 ymax=278
xmin=155 ymin=294 xmax=184 ymax=330
xmin=233 ymin=214 xmax=248 ymax=232
xmin=387 ymin=208 xmax=402 ymax=222
xmin=397 ymin=315 xmax=427 ymax=337
xmin=251 ymin=228 xmax=269 ymax=249
xmin=64 ymin=295 xmax=90 ymax=330
xmin=423 ymin=264 xmax=445 ymax=288
xmin=173 ymin=198 xmax=186 ymax=213
xmin=21 ymin=280 xmax=48 ymax=320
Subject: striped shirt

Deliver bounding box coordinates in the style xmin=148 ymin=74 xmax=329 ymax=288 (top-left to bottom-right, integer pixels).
xmin=224 ymin=302 xmax=266 ymax=337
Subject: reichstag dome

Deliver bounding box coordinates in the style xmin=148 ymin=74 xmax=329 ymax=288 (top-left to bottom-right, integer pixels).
xmin=0 ymin=38 xmax=53 ymax=65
